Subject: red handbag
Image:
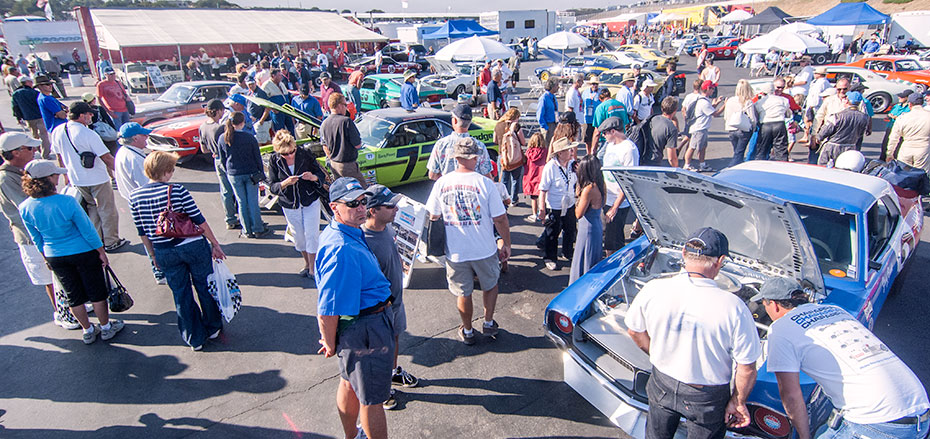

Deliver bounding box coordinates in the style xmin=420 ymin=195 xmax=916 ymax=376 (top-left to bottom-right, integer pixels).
xmin=155 ymin=184 xmax=204 ymax=238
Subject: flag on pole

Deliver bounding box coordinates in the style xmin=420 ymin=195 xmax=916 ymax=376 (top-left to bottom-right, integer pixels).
xmin=401 ymin=0 xmax=409 ymax=9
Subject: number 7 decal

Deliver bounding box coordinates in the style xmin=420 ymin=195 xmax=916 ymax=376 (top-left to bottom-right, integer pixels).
xmin=396 ymin=146 xmax=419 ymax=182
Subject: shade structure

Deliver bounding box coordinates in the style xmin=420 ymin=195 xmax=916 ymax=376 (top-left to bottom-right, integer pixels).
xmin=719 ymin=9 xmax=753 ymax=23
xmin=741 ymin=7 xmax=792 ymax=26
xmin=807 ymin=3 xmax=889 ymax=26
xmin=434 ymin=36 xmax=515 ymax=62
xmin=420 ymin=19 xmax=497 ymax=40
xmin=538 ymin=31 xmax=591 ymax=50
xmin=773 ymin=22 xmax=821 ymax=35
xmin=739 ymin=29 xmax=829 ymax=54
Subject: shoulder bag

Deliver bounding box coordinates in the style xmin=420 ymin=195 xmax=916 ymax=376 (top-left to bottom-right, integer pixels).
xmin=155 ymin=184 xmax=204 ymax=238
xmin=106 ymin=266 xmax=134 ymax=312
xmin=64 ymin=124 xmax=98 ymax=169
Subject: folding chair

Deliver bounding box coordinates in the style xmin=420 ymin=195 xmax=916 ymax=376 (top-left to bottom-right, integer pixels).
xmin=528 ymin=76 xmax=545 ymax=98
xmin=507 ymin=99 xmax=524 ymax=113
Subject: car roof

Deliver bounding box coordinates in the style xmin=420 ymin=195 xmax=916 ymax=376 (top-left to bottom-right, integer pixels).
xmin=364 ymin=107 xmax=454 ymax=124
xmin=715 ymin=161 xmax=889 ymax=213
xmin=173 ymin=80 xmax=235 ymax=87
xmin=369 ymin=74 xmax=404 ymax=80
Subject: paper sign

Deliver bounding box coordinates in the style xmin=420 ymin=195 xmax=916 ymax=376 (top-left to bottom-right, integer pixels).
xmin=392 ymin=197 xmax=427 ymax=289
xmin=146 ymin=65 xmax=166 ymax=88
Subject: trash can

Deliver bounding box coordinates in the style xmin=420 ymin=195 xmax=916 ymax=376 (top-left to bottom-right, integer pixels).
xmin=68 ymin=72 xmax=84 ymax=88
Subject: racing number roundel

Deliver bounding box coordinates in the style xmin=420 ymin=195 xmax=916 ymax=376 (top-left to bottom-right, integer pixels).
xmin=388 ymin=65 xmax=396 ymax=73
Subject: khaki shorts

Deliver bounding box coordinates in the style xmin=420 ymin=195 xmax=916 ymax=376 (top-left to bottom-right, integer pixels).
xmin=19 ymin=243 xmax=53 ymax=286
xmin=688 ymin=129 xmax=709 ymax=151
xmin=445 ymin=254 xmax=500 ymax=297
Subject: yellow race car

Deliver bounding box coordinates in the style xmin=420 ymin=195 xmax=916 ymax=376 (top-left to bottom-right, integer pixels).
xmin=615 ymin=44 xmax=678 ymax=70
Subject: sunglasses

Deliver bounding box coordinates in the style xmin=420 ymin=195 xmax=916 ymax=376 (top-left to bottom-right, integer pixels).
xmin=836 ymin=87 xmax=848 ymax=91
xmin=281 ymin=151 xmax=296 ymax=156
xmin=339 ymin=199 xmax=364 ymax=208
xmin=775 ymin=86 xmax=784 ymax=90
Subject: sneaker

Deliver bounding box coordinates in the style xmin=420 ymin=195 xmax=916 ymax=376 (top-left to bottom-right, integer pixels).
xmin=154 ymin=275 xmax=167 ymax=285
xmin=392 ymin=367 xmax=419 ymax=387
xmin=104 ymin=238 xmax=129 ymax=253
xmin=192 ymin=344 xmax=203 ymax=351
xmin=545 ymin=260 xmax=557 ymax=270
xmin=382 ymin=388 xmax=398 ymax=410
xmin=252 ymin=228 xmax=273 ymax=238
xmin=82 ymin=325 xmax=100 ymax=344
xmin=683 ymin=164 xmax=698 ymax=172
xmin=226 ymin=222 xmax=241 ymax=230
xmin=458 ymin=326 xmax=476 ymax=345
xmin=54 ymin=312 xmax=81 ymax=330
xmin=298 ymin=267 xmax=310 ymax=278
xmin=482 ymin=320 xmax=500 ymax=337
xmin=209 ymin=329 xmax=221 ymax=340
xmin=527 ymin=214 xmax=537 ymax=222
xmin=354 ymin=426 xmax=368 ymax=439
xmin=698 ymin=163 xmax=712 ymax=172
xmin=100 ymin=319 xmax=125 ymax=341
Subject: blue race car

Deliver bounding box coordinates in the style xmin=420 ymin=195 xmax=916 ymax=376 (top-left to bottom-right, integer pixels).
xmin=544 ymin=161 xmax=922 ymax=439
xmin=534 ymin=56 xmax=624 ymax=82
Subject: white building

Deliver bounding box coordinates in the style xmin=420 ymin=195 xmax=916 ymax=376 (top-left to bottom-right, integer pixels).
xmin=479 ymin=10 xmax=556 ymax=44
xmin=1 ymin=18 xmax=88 ymax=70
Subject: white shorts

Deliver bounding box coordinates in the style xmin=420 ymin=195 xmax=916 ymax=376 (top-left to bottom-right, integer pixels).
xmin=19 ymin=244 xmax=53 ymax=286
xmin=282 ymin=200 xmax=322 ymax=253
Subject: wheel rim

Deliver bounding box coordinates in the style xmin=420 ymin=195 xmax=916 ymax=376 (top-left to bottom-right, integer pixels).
xmin=869 ymin=94 xmax=890 ymax=113
xmin=916 ymin=84 xmax=927 ymax=94
xmin=380 ymin=100 xmax=389 ymax=108
xmin=454 ymin=85 xmax=465 ymax=96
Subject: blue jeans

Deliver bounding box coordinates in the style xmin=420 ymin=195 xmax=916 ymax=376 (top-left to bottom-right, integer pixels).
xmin=728 ymin=130 xmax=751 ymax=168
xmin=502 ymin=166 xmax=523 ymax=202
xmin=215 ymin=161 xmax=239 ymax=226
xmin=152 ymin=239 xmax=223 ymax=348
xmin=110 ymin=111 xmax=131 ymax=130
xmin=228 ymin=173 xmax=265 ymax=235
xmin=818 ymin=416 xmax=929 ymax=439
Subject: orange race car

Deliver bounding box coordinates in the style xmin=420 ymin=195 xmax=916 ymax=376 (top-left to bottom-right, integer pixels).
xmin=845 ymin=56 xmax=930 ymax=93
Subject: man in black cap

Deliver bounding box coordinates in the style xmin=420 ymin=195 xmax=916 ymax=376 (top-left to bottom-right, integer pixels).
xmin=626 ymin=227 xmax=761 ymax=439
xmin=317 ymin=176 xmax=394 ymax=439
xmin=427 ymin=103 xmax=493 ymax=180
xmin=50 ymin=101 xmax=127 ymax=252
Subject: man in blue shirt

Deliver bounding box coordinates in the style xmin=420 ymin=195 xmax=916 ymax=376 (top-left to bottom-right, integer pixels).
xmin=317 ymin=177 xmax=395 ymax=439
xmin=537 ymin=79 xmax=559 ymax=148
xmin=291 ymin=83 xmax=323 ymax=120
xmin=221 ymin=93 xmax=255 ymax=135
xmin=399 ymin=70 xmax=419 ymax=111
xmin=35 ymin=75 xmax=66 ymax=132
xmin=486 ymin=69 xmax=504 ymax=119
xmin=861 ymin=35 xmax=880 ymax=57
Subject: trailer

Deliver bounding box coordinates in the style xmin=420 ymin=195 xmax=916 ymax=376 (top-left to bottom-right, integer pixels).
xmin=889 ymin=11 xmax=930 ymax=48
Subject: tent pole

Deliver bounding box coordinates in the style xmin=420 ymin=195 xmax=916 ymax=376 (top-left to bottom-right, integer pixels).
xmin=176 ymin=44 xmax=184 ymax=79
xmin=119 ymin=47 xmax=129 ymax=96
xmin=229 ymin=43 xmax=236 ymax=64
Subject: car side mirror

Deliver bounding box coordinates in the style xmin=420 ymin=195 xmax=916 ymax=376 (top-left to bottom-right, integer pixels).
xmin=868 ymin=260 xmax=882 ymax=271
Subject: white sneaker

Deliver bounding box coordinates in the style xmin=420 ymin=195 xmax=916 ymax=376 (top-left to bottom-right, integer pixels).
xmin=527 ymin=214 xmax=537 ymax=222
xmin=684 ymin=164 xmax=698 ymax=172
xmin=545 ymin=260 xmax=557 ymax=270
xmin=100 ymin=319 xmax=125 ymax=341
xmin=54 ymin=312 xmax=81 ymax=330
xmin=698 ymin=163 xmax=712 ymax=171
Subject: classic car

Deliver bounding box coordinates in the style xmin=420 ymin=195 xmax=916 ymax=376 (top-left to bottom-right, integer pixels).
xmin=117 ymin=62 xmax=185 ymax=93
xmin=544 ymin=162 xmax=921 ymax=439
xmin=597 ymin=51 xmax=657 ymax=71
xmin=315 ymin=107 xmax=499 ymax=187
xmin=749 ymin=66 xmax=916 ymax=113
xmin=381 ymin=42 xmax=431 ymax=71
xmin=683 ymin=36 xmax=731 ymax=56
xmin=131 ymin=81 xmax=234 ymax=126
xmin=598 ymin=68 xmax=666 ymax=98
xmin=670 ymin=33 xmax=710 ymax=49
xmin=615 ymin=44 xmax=678 ymax=70
xmin=357 ymin=74 xmax=446 ymax=111
xmin=700 ymin=38 xmax=745 ymax=60
xmin=420 ymin=57 xmax=476 ymax=98
xmin=845 ymin=56 xmax=930 ymax=93
xmin=535 ymin=56 xmax=625 ymax=82
xmin=341 ymin=56 xmax=421 ymax=76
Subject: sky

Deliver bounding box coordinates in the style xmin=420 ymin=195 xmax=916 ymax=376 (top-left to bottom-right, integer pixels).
xmin=229 ymin=0 xmax=623 ymax=13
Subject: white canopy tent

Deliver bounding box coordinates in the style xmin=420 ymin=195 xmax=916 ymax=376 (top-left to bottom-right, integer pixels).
xmin=739 ymin=29 xmax=829 ymax=54
xmin=772 ymin=22 xmax=822 ymax=36
xmin=719 ymin=9 xmax=753 ymax=23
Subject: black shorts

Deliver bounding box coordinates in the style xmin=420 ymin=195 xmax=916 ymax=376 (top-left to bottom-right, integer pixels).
xmin=603 ymin=205 xmax=630 ymax=251
xmin=45 ymin=249 xmax=107 ymax=307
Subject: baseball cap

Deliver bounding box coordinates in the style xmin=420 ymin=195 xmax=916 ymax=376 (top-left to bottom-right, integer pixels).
xmin=559 ymin=111 xmax=577 ymax=124
xmin=685 ymin=227 xmax=729 ymax=258
xmin=24 ymin=159 xmax=67 ymax=179
xmin=81 ymin=92 xmax=96 ymax=103
xmin=18 ymin=75 xmax=33 ymax=84
xmin=119 ymin=122 xmax=153 ymax=139
xmin=751 ymin=277 xmax=804 ymax=302
xmin=103 ymin=66 xmax=115 ymax=74
xmin=319 ymin=71 xmax=332 ymax=79
xmin=225 ymin=93 xmax=248 ymax=108
xmin=598 ymin=116 xmax=624 ymax=133
xmin=453 ymin=137 xmax=480 ymax=159
xmin=329 ymin=177 xmax=372 ymax=203
xmin=0 ymin=132 xmax=41 ymax=152
xmin=846 ymin=91 xmax=863 ymax=105
xmin=366 ymin=184 xmax=403 ymax=208
xmin=701 ymin=80 xmax=716 ymax=91
xmin=908 ymin=93 xmax=924 ymax=105
xmin=897 ymin=89 xmax=914 ymax=99
xmin=451 ymin=103 xmax=472 ymax=121
xmin=244 ymin=76 xmax=256 ymax=84
xmin=68 ymin=101 xmax=94 ymax=116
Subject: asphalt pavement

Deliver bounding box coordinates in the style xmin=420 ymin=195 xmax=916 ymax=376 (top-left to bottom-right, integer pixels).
xmin=0 ymin=53 xmax=927 ymax=438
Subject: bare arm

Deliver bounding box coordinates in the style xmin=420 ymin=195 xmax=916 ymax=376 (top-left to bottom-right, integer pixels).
xmin=492 ymin=214 xmax=511 ymax=262
xmin=627 ymin=329 xmax=650 ymax=354
xmin=725 ymin=362 xmax=758 ymax=428
xmin=429 ymin=171 xmax=442 ymax=180
xmin=575 ymin=185 xmax=591 ymax=219
xmin=317 ymin=315 xmax=339 ymax=357
xmin=775 ymin=372 xmax=811 ymax=439
xmin=538 ymin=190 xmax=548 ymax=218
xmin=140 ymin=235 xmax=157 ymax=269
xmin=99 ymin=153 xmax=116 ymax=173
xmin=199 ymin=222 xmax=226 ymax=259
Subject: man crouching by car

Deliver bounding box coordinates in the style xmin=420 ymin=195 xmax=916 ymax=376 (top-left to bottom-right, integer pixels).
xmin=625 ymin=227 xmax=761 ymax=439
xmin=759 ymin=277 xmax=929 ymax=439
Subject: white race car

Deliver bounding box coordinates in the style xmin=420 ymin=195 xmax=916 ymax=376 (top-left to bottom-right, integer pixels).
xmin=420 ymin=57 xmax=477 ymax=99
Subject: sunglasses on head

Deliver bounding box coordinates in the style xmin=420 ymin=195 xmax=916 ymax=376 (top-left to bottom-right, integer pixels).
xmin=339 ymin=199 xmax=364 ymax=208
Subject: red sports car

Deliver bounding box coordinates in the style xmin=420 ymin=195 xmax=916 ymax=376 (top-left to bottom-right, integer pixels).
xmin=704 ymin=38 xmax=745 ymax=60
xmin=341 ymin=56 xmax=421 ymax=76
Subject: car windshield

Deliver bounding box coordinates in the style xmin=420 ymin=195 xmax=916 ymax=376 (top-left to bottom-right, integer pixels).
xmin=156 ymin=84 xmax=195 ymax=104
xmin=793 ymin=204 xmax=857 ymax=275
xmin=895 ymin=60 xmax=922 ymax=71
xmin=599 ymin=72 xmax=625 ymax=84
xmin=647 ymin=49 xmax=665 ymax=57
xmin=356 ymin=114 xmax=395 ymax=147
xmin=127 ymin=63 xmax=149 ymax=73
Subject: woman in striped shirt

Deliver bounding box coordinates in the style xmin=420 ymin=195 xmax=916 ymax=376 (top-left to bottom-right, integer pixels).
xmin=129 ymin=151 xmax=226 ymax=351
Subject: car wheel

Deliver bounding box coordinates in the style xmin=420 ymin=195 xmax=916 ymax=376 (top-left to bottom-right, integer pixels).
xmin=813 ymin=53 xmax=828 ymax=65
xmin=915 ymin=84 xmax=927 ymax=94
xmin=380 ymin=99 xmax=390 ymax=109
xmin=722 ymin=49 xmax=731 ymax=57
xmin=868 ymin=92 xmax=892 ymax=114
xmin=706 ymin=53 xmax=715 ymax=60
xmin=540 ymin=71 xmax=550 ymax=81
xmin=453 ymin=84 xmax=466 ymax=98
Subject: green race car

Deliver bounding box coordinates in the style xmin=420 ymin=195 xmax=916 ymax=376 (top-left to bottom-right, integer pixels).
xmin=359 ymin=74 xmax=447 ymax=111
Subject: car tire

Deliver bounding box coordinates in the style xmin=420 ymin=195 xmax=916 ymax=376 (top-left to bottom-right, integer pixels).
xmin=722 ymin=49 xmax=731 ymax=57
xmin=813 ymin=53 xmax=828 ymax=65
xmin=868 ymin=92 xmax=892 ymax=114
xmin=915 ymin=84 xmax=927 ymax=94
xmin=540 ymin=71 xmax=550 ymax=81
xmin=706 ymin=53 xmax=715 ymax=60
xmin=380 ymin=100 xmax=390 ymax=109
xmin=453 ymin=84 xmax=466 ymax=98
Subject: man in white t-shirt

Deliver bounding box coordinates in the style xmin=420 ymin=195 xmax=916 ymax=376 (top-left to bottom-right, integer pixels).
xmin=684 ymin=80 xmax=723 ymax=171
xmin=565 ymin=73 xmax=584 ymax=140
xmin=831 ymin=34 xmax=845 ymax=63
xmin=51 ymin=101 xmax=128 ymax=252
xmin=759 ymin=277 xmax=930 ymax=439
xmin=426 ymin=137 xmax=511 ymax=346
xmin=790 ymin=56 xmax=814 ymax=98
xmin=599 ymin=117 xmax=638 ymax=256
xmin=754 ymin=82 xmax=792 ymax=161
xmin=626 ymin=227 xmax=761 ymax=439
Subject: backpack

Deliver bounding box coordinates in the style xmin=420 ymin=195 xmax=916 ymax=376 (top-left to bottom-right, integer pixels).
xmin=627 ymin=114 xmax=661 ymax=164
xmin=500 ymin=131 xmax=525 ymax=171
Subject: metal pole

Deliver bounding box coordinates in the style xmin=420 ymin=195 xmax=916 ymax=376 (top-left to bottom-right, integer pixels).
xmin=119 ymin=47 xmax=130 ymax=96
xmin=177 ymin=44 xmax=184 ymax=79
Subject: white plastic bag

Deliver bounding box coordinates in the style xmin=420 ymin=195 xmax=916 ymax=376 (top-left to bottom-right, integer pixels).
xmin=207 ymin=259 xmax=241 ymax=322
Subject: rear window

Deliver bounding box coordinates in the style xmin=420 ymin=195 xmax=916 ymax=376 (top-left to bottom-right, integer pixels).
xmin=794 ymin=204 xmax=857 ymax=276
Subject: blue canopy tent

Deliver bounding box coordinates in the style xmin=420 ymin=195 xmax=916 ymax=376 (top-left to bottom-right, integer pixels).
xmin=421 ymin=20 xmax=498 ymax=40
xmin=806 ymin=3 xmax=889 ymax=25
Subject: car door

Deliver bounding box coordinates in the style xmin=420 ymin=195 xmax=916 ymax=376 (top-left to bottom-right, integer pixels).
xmin=377 ymin=119 xmax=443 ymax=185
xmin=359 ymin=78 xmax=379 ymax=110
xmin=564 ymin=57 xmax=585 ymax=77
xmin=860 ymin=196 xmax=900 ymax=329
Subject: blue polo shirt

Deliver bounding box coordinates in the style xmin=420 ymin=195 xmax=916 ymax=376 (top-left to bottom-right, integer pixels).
xmin=38 ymin=93 xmax=65 ymax=131
xmin=537 ymin=91 xmax=557 ymax=131
xmin=400 ymin=82 xmax=419 ymax=111
xmin=291 ymin=94 xmax=323 ymax=119
xmin=316 ymin=221 xmax=392 ymax=317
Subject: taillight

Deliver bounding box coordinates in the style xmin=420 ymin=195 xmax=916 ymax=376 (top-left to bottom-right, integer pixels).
xmin=552 ymin=311 xmax=573 ymax=334
xmin=427 ymin=94 xmax=441 ymax=103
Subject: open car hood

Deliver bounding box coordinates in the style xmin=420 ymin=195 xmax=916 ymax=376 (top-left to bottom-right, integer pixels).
xmin=609 ymin=167 xmax=825 ymax=295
